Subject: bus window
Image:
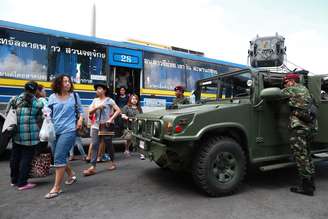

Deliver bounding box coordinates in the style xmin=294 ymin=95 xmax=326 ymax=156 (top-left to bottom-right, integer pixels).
xmin=48 ymin=37 xmax=107 ymax=84
xmin=0 ymin=28 xmax=48 ymax=81
xmin=144 ymin=52 xmax=186 ymax=90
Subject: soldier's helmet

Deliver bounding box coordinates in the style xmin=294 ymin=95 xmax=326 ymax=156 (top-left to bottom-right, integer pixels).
xmin=174 ymin=85 xmax=185 ymax=93
xmin=283 ymin=73 xmax=300 ymax=84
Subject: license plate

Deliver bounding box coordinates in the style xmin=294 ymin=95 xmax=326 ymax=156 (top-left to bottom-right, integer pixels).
xmin=139 ymin=140 xmax=145 ymax=149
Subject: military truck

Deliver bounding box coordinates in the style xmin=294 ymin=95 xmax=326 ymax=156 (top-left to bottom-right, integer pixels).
xmin=132 ymin=68 xmax=328 ymax=196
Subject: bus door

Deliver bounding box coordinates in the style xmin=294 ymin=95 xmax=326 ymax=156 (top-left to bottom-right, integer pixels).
xmin=110 ymin=66 xmax=141 ymax=96
xmin=108 ymin=47 xmax=143 ymax=97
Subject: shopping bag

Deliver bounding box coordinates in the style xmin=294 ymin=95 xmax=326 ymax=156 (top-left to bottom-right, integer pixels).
xmin=1 ymin=108 xmax=17 ymax=149
xmin=39 ymin=118 xmax=56 ymax=142
xmin=2 ymin=108 xmax=17 ymax=133
xmin=30 ymin=153 xmax=52 ymax=178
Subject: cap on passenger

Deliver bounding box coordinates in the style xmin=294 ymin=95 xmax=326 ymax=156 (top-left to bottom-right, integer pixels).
xmin=283 ymin=73 xmax=300 ymax=83
xmin=24 ymin=81 xmax=38 ymax=92
xmin=93 ymin=81 xmax=109 ymax=91
xmin=174 ymin=85 xmax=185 ymax=93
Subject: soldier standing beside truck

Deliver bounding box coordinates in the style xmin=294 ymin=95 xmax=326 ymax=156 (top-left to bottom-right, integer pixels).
xmin=282 ymin=73 xmax=317 ymax=196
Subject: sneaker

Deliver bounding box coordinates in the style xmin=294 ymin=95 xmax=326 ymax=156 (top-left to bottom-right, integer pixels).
xmin=140 ymin=154 xmax=145 ymax=160
xmin=102 ymin=153 xmax=110 ymax=162
xmin=18 ymin=183 xmax=36 ymax=191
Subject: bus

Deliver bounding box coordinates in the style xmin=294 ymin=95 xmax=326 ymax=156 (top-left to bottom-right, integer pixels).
xmin=0 ymin=20 xmax=246 ymax=147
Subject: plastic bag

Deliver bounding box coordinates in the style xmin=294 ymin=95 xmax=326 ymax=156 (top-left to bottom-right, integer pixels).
xmin=39 ymin=118 xmax=56 ymax=142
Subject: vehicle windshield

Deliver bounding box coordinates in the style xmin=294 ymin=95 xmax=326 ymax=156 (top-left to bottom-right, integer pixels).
xmin=196 ymin=70 xmax=252 ymax=102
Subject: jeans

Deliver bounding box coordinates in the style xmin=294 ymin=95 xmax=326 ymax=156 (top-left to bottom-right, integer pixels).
xmin=10 ymin=143 xmax=36 ymax=187
xmin=53 ymin=131 xmax=76 ymax=167
xmin=69 ymin=136 xmax=86 ymax=157
xmin=91 ymin=128 xmax=115 ymax=166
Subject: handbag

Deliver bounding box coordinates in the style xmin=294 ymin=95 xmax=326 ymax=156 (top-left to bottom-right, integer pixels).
xmin=30 ymin=153 xmax=52 ymax=178
xmin=1 ymin=102 xmax=18 ymax=149
xmin=2 ymin=108 xmax=17 ymax=133
xmin=98 ymin=123 xmax=115 ymax=136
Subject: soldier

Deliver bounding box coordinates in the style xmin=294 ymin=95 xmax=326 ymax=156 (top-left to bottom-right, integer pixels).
xmin=282 ymin=73 xmax=317 ymax=196
xmin=172 ymin=85 xmax=189 ymax=107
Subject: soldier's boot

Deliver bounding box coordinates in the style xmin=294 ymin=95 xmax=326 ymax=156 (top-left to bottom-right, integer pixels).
xmin=290 ymin=178 xmax=314 ymax=196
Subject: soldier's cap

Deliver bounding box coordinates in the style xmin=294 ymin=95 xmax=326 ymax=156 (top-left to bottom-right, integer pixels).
xmin=24 ymin=81 xmax=38 ymax=92
xmin=174 ymin=85 xmax=185 ymax=92
xmin=93 ymin=81 xmax=109 ymax=90
xmin=283 ymin=73 xmax=300 ymax=83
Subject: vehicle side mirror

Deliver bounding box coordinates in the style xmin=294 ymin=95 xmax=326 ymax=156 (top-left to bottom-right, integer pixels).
xmin=260 ymin=87 xmax=282 ymax=100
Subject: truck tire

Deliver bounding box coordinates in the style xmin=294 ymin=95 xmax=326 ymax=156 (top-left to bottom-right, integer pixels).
xmin=0 ymin=117 xmax=7 ymax=157
xmin=192 ymin=136 xmax=246 ymax=197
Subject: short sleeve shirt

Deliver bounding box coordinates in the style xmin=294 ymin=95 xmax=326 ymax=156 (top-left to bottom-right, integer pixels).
xmin=48 ymin=93 xmax=83 ymax=135
xmin=89 ymin=97 xmax=115 ymax=129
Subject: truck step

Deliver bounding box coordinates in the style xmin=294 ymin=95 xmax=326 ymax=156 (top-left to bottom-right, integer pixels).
xmin=259 ymin=157 xmax=328 ymax=172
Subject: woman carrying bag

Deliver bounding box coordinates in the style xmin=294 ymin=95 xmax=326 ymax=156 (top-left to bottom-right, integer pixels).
xmin=83 ymin=82 xmax=121 ymax=176
xmin=44 ymin=75 xmax=83 ymax=199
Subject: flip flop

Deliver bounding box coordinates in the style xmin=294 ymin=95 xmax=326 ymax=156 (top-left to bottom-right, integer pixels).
xmin=44 ymin=190 xmax=62 ymax=199
xmin=64 ymin=176 xmax=77 ymax=185
xmin=83 ymin=168 xmax=96 ymax=176
xmin=107 ymin=164 xmax=116 ymax=171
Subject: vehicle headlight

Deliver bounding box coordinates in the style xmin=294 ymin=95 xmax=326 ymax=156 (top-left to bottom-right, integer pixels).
xmin=138 ymin=120 xmax=144 ymax=133
xmin=153 ymin=121 xmax=161 ymax=138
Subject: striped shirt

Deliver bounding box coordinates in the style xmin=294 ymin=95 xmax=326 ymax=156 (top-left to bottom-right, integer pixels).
xmin=10 ymin=93 xmax=44 ymax=146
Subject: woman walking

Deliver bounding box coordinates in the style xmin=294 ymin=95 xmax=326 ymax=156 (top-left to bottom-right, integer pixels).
xmin=45 ymin=75 xmax=83 ymax=199
xmin=83 ymin=81 xmax=121 ymax=176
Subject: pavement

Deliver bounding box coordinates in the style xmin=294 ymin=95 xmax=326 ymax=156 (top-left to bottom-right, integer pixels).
xmin=1 ymin=150 xmax=328 ymax=219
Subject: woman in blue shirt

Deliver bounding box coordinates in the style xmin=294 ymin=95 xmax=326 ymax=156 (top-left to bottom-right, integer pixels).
xmin=45 ymin=75 xmax=83 ymax=199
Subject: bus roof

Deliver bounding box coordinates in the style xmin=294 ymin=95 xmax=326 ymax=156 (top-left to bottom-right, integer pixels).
xmin=0 ymin=20 xmax=246 ymax=69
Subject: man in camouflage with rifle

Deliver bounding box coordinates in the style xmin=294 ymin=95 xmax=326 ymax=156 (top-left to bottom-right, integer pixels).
xmin=282 ymin=73 xmax=317 ymax=196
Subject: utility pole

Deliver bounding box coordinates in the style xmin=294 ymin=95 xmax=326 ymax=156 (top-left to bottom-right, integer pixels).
xmin=91 ymin=1 xmax=96 ymax=37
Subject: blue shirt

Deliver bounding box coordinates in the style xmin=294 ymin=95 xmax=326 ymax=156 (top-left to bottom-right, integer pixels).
xmin=48 ymin=93 xmax=83 ymax=135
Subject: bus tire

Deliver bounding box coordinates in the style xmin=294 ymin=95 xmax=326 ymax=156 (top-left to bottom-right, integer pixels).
xmin=192 ymin=136 xmax=246 ymax=197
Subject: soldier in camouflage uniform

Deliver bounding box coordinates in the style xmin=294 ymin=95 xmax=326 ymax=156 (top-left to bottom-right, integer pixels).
xmin=282 ymin=73 xmax=317 ymax=196
xmin=172 ymin=85 xmax=190 ymax=107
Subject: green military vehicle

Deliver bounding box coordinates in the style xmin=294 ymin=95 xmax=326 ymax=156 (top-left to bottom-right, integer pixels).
xmin=132 ymin=68 xmax=328 ymax=196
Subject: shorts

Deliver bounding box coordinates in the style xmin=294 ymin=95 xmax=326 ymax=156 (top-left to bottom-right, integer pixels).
xmin=53 ymin=131 xmax=76 ymax=167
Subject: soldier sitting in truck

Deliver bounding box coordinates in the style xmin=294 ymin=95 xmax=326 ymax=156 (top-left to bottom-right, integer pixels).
xmin=172 ymin=85 xmax=189 ymax=107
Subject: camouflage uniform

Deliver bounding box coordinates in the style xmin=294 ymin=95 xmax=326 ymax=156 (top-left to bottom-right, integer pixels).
xmin=282 ymin=83 xmax=317 ymax=180
xmin=172 ymin=96 xmax=190 ymax=107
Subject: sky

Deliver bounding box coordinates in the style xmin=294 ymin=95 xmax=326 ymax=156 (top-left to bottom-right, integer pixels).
xmin=0 ymin=0 xmax=327 ymax=74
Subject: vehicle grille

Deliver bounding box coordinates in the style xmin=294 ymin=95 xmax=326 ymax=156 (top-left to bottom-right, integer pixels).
xmin=135 ymin=119 xmax=161 ymax=138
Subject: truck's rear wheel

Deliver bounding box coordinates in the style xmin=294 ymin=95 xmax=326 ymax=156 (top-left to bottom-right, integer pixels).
xmin=192 ymin=136 xmax=246 ymax=197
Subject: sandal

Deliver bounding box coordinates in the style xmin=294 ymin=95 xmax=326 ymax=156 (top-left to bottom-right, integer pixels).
xmin=108 ymin=164 xmax=116 ymax=171
xmin=44 ymin=190 xmax=62 ymax=199
xmin=83 ymin=168 xmax=96 ymax=176
xmin=65 ymin=176 xmax=77 ymax=185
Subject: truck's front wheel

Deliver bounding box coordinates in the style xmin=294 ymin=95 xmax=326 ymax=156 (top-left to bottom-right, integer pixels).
xmin=192 ymin=136 xmax=246 ymax=197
